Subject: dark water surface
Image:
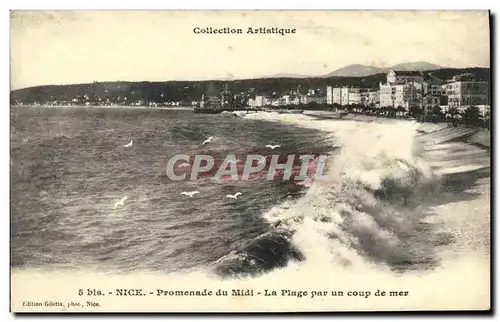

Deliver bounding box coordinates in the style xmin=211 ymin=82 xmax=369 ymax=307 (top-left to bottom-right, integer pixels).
xmin=10 ymin=107 xmax=334 ymax=273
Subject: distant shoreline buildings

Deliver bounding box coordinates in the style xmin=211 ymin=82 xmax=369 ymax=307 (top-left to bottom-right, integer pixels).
xmin=12 ymin=69 xmax=490 ymax=118
xmin=246 ymin=69 xmax=490 ymax=116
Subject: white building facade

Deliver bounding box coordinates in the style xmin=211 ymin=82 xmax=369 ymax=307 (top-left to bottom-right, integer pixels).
xmin=379 ymin=70 xmax=425 ymax=109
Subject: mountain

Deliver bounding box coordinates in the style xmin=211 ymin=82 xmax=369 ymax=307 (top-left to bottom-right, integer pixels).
xmin=220 ymin=62 xmax=447 ymax=80
xmin=322 ymin=64 xmax=386 ymax=78
xmin=322 ymin=61 xmax=445 ymax=78
xmin=390 ymin=61 xmax=445 ymax=72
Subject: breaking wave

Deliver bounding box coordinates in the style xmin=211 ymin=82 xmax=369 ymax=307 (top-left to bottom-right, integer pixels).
xmin=212 ymin=116 xmax=486 ymax=279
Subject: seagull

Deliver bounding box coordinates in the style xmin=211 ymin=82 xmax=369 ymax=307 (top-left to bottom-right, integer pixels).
xmin=114 ymin=196 xmax=128 ymax=208
xmin=226 ymin=192 xmax=242 ymax=199
xmin=203 ymin=136 xmax=214 ymax=145
xmin=265 ymin=144 xmax=280 ymax=150
xmin=181 ymin=191 xmax=200 ymax=198
xmin=123 ymin=140 xmax=133 ymax=148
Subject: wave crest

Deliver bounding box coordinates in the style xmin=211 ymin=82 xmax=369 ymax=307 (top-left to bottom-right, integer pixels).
xmin=214 ymin=119 xmax=450 ymax=278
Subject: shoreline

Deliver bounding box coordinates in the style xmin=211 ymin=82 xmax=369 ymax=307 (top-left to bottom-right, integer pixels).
xmin=245 ymin=110 xmax=491 ymax=150
xmin=11 ymin=105 xmax=194 ymax=111
xmin=11 ymin=105 xmax=491 ymax=150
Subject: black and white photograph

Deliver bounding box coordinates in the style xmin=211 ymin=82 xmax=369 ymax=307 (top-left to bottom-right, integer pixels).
xmin=9 ymin=10 xmax=491 ymax=312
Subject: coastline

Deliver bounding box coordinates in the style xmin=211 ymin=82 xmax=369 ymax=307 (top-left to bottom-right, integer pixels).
xmin=11 ymin=105 xmax=195 ymax=111
xmin=249 ymin=110 xmax=491 ymax=149
xmin=11 ymin=105 xmax=490 ymax=151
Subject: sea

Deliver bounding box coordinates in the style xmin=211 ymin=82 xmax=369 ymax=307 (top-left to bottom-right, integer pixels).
xmin=10 ymin=106 xmax=335 ymax=274
xmin=10 ymin=106 xmax=491 ymax=310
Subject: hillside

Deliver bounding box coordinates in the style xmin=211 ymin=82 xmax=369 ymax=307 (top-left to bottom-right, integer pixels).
xmin=390 ymin=61 xmax=444 ymax=71
xmin=10 ymin=67 xmax=490 ymax=105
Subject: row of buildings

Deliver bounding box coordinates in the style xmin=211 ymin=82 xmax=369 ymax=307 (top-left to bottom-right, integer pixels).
xmin=326 ymin=87 xmax=380 ymax=107
xmin=248 ymin=92 xmax=326 ymax=107
xmin=22 ymin=100 xmax=183 ymax=107
xmin=376 ymin=70 xmax=489 ymax=111
xmin=247 ymin=70 xmax=490 ymax=114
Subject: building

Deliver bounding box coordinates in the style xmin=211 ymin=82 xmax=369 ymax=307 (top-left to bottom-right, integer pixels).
xmin=379 ymin=83 xmax=396 ymax=107
xmin=380 ymin=82 xmax=424 ymax=109
xmin=341 ymin=87 xmax=359 ymax=105
xmin=429 ymin=84 xmax=446 ymax=96
xmin=245 ymin=95 xmax=264 ymax=108
xmin=379 ymin=70 xmax=425 ymax=109
xmin=422 ymin=84 xmax=448 ymax=112
xmin=283 ymin=95 xmax=300 ymax=105
xmin=255 ymin=96 xmax=264 ymax=107
xmin=263 ymin=97 xmax=271 ymax=106
xmin=331 ymin=88 xmax=342 ymax=105
xmin=365 ymin=91 xmax=380 ymax=107
xmin=247 ymin=98 xmax=256 ymax=107
xmin=446 ymin=80 xmax=489 ymax=109
xmin=422 ymin=94 xmax=441 ymax=113
xmin=386 ymin=70 xmax=424 ymax=85
xmin=326 ymin=86 xmax=371 ymax=106
xmin=326 ymin=86 xmax=334 ymax=105
xmin=326 ymin=86 xmax=343 ymax=105
xmin=277 ymin=98 xmax=287 ymax=106
xmin=300 ymin=96 xmax=326 ymax=105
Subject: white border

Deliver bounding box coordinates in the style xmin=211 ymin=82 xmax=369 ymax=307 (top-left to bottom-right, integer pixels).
xmin=2 ymin=1 xmax=497 ymax=10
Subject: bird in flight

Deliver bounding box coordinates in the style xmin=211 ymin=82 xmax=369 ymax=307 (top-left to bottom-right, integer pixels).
xmin=265 ymin=144 xmax=280 ymax=150
xmin=123 ymin=140 xmax=133 ymax=148
xmin=203 ymin=136 xmax=214 ymax=145
xmin=226 ymin=192 xmax=242 ymax=199
xmin=178 ymin=162 xmax=191 ymax=168
xmin=181 ymin=191 xmax=200 ymax=198
xmin=114 ymin=196 xmax=128 ymax=208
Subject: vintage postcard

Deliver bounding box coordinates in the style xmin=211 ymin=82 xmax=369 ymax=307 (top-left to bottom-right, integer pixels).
xmin=10 ymin=10 xmax=491 ymax=312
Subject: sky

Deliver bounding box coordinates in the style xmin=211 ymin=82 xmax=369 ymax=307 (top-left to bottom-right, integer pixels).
xmin=10 ymin=10 xmax=490 ymax=90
